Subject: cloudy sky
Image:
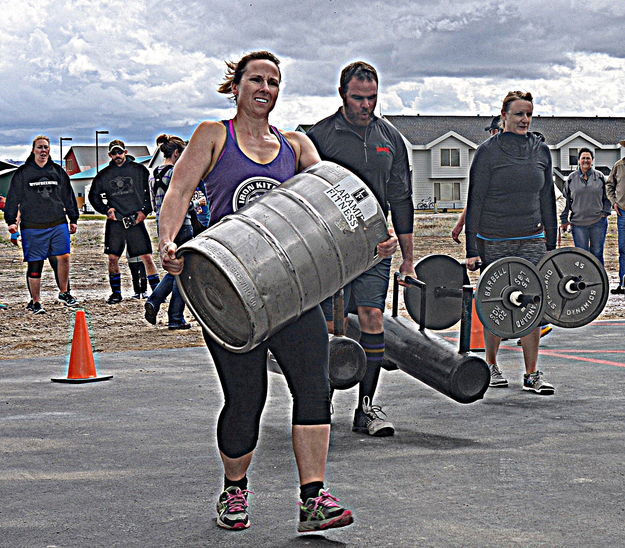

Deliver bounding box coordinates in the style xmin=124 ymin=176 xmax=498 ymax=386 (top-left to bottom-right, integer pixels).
xmin=2 ymin=0 xmax=624 ymax=161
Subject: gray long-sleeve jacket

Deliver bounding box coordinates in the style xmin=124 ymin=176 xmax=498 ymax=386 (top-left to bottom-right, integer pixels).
xmin=606 ymin=157 xmax=625 ymax=210
xmin=307 ymin=109 xmax=414 ymax=235
xmin=465 ymin=131 xmax=557 ymax=258
xmin=560 ymin=167 xmax=611 ymax=226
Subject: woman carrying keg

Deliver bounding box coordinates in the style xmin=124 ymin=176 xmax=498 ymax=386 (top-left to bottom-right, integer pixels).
xmin=465 ymin=91 xmax=558 ymax=395
xmin=158 ymin=51 xmax=397 ymax=533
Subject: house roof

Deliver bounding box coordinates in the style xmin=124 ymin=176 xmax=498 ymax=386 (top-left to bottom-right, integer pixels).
xmin=70 ymin=156 xmax=152 ymax=180
xmin=68 ymin=145 xmax=151 ymax=168
xmin=0 ymin=159 xmax=19 ymax=171
xmin=383 ymin=115 xmax=625 ymax=148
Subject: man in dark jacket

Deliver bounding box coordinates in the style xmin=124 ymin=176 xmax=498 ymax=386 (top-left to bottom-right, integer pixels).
xmin=88 ymin=139 xmax=159 ymax=304
xmin=308 ymin=62 xmax=415 ymax=437
xmin=5 ymin=135 xmax=79 ymax=314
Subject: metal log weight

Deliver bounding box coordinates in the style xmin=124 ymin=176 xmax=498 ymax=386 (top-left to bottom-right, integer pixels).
xmin=348 ymin=314 xmax=490 ymax=404
xmin=328 ymin=288 xmax=366 ymax=390
xmin=404 ymin=254 xmax=465 ymax=330
xmin=267 ymin=289 xmax=367 ymax=391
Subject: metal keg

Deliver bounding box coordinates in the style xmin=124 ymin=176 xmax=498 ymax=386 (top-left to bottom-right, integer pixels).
xmin=176 ymin=161 xmax=389 ymax=353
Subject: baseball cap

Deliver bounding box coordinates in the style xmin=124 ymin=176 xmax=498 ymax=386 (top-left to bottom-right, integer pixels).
xmin=108 ymin=139 xmax=126 ymax=153
xmin=484 ymin=115 xmax=501 ymax=132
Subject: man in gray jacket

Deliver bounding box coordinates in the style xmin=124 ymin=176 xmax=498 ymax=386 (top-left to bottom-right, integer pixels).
xmin=606 ymin=140 xmax=625 ymax=294
xmin=308 ymin=62 xmax=415 ymax=437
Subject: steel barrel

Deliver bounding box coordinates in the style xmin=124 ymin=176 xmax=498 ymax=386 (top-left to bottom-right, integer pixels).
xmin=176 ymin=161 xmax=389 ymax=353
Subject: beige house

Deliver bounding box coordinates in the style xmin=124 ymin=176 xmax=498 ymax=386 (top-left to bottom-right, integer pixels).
xmin=384 ymin=115 xmax=625 ymax=209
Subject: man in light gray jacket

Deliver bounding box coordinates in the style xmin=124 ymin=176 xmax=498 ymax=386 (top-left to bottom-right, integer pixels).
xmin=606 ymin=140 xmax=625 ymax=294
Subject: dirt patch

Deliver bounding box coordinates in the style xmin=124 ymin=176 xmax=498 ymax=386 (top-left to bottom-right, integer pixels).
xmin=1 ymin=213 xmax=622 ymax=360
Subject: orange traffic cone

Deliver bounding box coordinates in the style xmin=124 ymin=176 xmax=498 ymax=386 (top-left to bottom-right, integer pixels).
xmin=52 ymin=310 xmax=113 ymax=383
xmin=470 ymin=297 xmax=485 ymax=352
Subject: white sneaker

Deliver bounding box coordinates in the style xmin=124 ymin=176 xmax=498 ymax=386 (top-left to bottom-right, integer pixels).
xmin=523 ymin=370 xmax=555 ymax=395
xmin=488 ymin=363 xmax=508 ymax=387
xmin=352 ymin=396 xmax=395 ymax=436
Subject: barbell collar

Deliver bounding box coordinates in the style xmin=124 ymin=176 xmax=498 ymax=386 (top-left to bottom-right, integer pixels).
xmin=508 ymin=291 xmax=541 ymax=308
xmin=563 ymin=277 xmax=586 ymax=294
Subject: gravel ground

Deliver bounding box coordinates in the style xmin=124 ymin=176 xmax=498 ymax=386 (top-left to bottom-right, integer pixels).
xmin=0 ymin=213 xmax=622 ymax=360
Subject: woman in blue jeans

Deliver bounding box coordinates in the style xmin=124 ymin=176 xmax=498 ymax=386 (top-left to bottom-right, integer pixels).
xmin=144 ymin=134 xmax=204 ymax=329
xmin=560 ymin=147 xmax=611 ymax=264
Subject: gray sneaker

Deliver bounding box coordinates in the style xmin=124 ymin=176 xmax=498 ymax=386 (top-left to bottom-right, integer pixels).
xmin=352 ymin=396 xmax=395 ymax=437
xmin=488 ymin=363 xmax=508 ymax=387
xmin=523 ymin=370 xmax=555 ymax=395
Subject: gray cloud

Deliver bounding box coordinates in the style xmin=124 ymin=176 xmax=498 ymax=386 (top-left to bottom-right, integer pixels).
xmin=1 ymin=0 xmax=625 ymax=157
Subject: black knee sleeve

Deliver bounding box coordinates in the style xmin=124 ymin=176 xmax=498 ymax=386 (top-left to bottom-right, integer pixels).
xmin=27 ymin=260 xmax=44 ymax=279
xmin=128 ymin=260 xmax=147 ymax=294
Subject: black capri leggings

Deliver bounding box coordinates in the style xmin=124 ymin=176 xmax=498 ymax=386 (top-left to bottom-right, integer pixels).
xmin=204 ymin=305 xmax=331 ymax=459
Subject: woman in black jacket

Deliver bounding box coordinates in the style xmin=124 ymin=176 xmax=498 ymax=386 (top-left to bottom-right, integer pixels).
xmin=466 ymin=91 xmax=557 ymax=395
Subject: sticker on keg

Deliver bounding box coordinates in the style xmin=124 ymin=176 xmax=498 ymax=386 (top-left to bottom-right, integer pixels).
xmin=324 ymin=175 xmax=378 ymax=229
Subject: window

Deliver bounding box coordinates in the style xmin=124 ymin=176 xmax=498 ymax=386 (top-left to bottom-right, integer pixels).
xmin=66 ymin=159 xmax=74 ymax=171
xmin=441 ymin=148 xmax=460 ymax=167
xmin=569 ymin=148 xmax=579 ymax=166
xmin=434 ymin=182 xmax=461 ymax=202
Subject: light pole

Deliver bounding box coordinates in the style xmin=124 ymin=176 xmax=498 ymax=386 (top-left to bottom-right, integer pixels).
xmin=59 ymin=137 xmax=72 ymax=171
xmin=95 ymin=130 xmax=109 ymax=173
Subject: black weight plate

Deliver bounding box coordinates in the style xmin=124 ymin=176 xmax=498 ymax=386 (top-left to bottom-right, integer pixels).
xmin=475 ymin=257 xmax=545 ymax=339
xmin=404 ymin=254 xmax=464 ymax=330
xmin=537 ymin=247 xmax=609 ymax=328
xmin=328 ymin=336 xmax=367 ymax=390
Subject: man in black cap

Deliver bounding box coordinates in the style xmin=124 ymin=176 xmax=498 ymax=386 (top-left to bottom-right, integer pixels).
xmin=484 ymin=115 xmax=502 ymax=136
xmin=88 ymin=139 xmax=159 ymax=304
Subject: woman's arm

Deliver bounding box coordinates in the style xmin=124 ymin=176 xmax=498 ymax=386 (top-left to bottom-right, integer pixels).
xmin=465 ymin=145 xmax=490 ymax=264
xmin=284 ymin=131 xmax=321 ymax=171
xmin=540 ymin=154 xmax=557 ymax=251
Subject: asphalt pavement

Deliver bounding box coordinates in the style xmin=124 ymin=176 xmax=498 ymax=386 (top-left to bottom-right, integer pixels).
xmin=2 ymin=319 xmax=624 ymax=547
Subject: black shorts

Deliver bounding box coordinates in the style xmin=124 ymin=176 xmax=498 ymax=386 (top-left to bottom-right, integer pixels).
xmin=104 ymin=219 xmax=153 ymax=258
xmin=321 ymin=257 xmax=391 ymax=320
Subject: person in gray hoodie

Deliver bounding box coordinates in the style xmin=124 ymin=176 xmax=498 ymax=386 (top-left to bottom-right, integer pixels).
xmin=466 ymin=90 xmax=557 ymax=395
xmin=560 ymin=148 xmax=611 ymax=264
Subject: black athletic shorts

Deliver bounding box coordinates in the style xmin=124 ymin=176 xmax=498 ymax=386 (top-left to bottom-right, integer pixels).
xmin=321 ymin=257 xmax=392 ymax=320
xmin=104 ymin=219 xmax=153 ymax=258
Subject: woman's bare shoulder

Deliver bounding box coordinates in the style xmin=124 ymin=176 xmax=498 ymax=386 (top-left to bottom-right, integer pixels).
xmin=193 ymin=120 xmax=227 ymax=142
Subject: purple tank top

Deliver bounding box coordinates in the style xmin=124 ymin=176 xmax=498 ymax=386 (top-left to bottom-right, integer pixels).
xmin=203 ymin=119 xmax=297 ymax=225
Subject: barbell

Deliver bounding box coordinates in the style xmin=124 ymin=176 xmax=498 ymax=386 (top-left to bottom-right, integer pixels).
xmin=404 ymin=247 xmax=609 ymax=339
